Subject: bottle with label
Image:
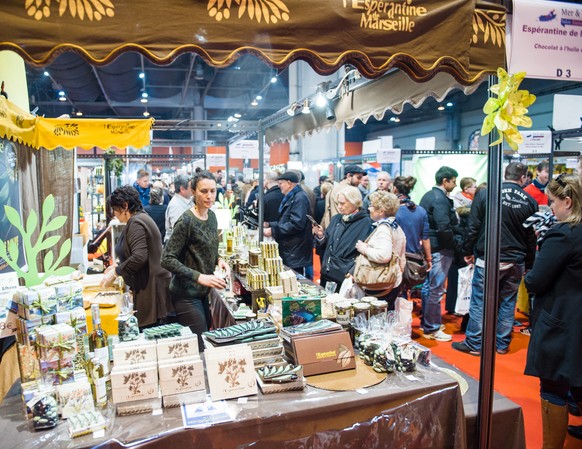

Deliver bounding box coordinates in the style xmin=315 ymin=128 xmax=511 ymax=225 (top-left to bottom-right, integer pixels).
xmin=88 ymin=357 xmax=110 ymax=407
xmin=89 ymin=304 xmax=110 ymax=373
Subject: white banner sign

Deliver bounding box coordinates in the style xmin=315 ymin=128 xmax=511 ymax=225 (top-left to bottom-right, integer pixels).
xmin=0 ymin=272 xmax=19 ymax=339
xmin=206 ymin=154 xmax=226 ymax=167
xmin=377 ymin=148 xmax=401 ymax=164
xmin=230 ymin=140 xmax=259 ymax=159
xmin=510 ymin=0 xmax=582 ymax=81
xmin=517 ymin=130 xmax=552 ymax=154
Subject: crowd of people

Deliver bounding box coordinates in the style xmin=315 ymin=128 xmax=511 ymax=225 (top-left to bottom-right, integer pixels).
xmin=100 ymin=159 xmax=582 ymax=447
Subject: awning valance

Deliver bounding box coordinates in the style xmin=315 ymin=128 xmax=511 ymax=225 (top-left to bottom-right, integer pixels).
xmin=264 ymin=70 xmax=486 ymax=144
xmin=0 ymin=96 xmax=153 ymax=150
xmin=0 ymin=0 xmax=505 ymax=84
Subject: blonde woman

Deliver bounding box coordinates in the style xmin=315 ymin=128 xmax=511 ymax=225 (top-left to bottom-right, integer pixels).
xmin=524 ymin=174 xmax=582 ymax=448
xmin=355 ymin=190 xmax=407 ymax=305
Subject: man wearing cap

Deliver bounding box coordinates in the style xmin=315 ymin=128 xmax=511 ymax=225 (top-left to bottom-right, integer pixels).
xmin=263 ymin=171 xmax=313 ymax=277
xmin=320 ymin=164 xmax=367 ymax=229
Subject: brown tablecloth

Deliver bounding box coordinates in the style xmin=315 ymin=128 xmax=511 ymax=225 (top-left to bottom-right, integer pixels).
xmin=1 ymin=362 xmax=467 ymax=449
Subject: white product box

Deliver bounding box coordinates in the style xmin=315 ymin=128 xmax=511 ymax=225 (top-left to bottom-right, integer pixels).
xmin=158 ymin=356 xmax=205 ymax=396
xmin=112 ymin=339 xmax=157 ymax=367
xmin=110 ymin=362 xmax=159 ymax=404
xmin=156 ymin=335 xmax=199 ymax=362
xmin=205 ymin=344 xmax=257 ymax=401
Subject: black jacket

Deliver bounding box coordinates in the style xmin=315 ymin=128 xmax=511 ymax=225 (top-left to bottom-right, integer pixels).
xmin=144 ymin=204 xmax=167 ymax=240
xmin=524 ymin=223 xmax=582 ymax=385
xmin=263 ymin=185 xmax=284 ymax=223
xmin=462 ymin=183 xmax=537 ymax=267
xmin=269 ymin=187 xmax=313 ymax=269
xmin=419 ymin=187 xmax=462 ymax=253
xmin=318 ymin=210 xmax=373 ymax=284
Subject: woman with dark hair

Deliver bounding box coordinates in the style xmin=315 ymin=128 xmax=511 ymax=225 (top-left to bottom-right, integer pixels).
xmin=161 ymin=171 xmax=229 ymax=351
xmin=524 ymin=174 xmax=582 ymax=448
xmin=393 ymin=176 xmax=432 ymax=285
xmin=100 ymin=185 xmax=171 ymax=328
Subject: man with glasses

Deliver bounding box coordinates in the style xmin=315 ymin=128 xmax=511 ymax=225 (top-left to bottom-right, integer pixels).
xmin=321 ymin=164 xmax=367 ymax=229
xmin=263 ymin=171 xmax=313 ymax=277
xmin=419 ymin=166 xmax=462 ymax=341
xmin=453 ymin=162 xmax=537 ymax=355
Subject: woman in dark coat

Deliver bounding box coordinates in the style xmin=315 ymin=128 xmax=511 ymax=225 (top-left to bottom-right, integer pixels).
xmin=313 ymin=185 xmax=372 ymax=292
xmin=524 ymin=174 xmax=582 ymax=448
xmin=101 ymin=185 xmax=171 ymax=328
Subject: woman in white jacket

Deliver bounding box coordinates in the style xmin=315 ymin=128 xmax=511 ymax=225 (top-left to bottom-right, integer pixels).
xmin=355 ymin=190 xmax=407 ymax=307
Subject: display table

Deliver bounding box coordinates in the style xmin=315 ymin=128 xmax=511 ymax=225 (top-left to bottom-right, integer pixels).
xmin=0 ymin=352 xmax=527 ymax=449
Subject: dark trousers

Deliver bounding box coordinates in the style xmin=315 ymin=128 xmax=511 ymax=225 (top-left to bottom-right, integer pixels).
xmin=171 ymin=293 xmax=211 ymax=352
xmin=540 ymin=378 xmax=582 ymax=406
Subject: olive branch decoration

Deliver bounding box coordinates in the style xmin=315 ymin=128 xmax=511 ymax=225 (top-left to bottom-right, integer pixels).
xmin=0 ymin=194 xmax=75 ymax=287
xmin=25 ymin=0 xmax=115 ymax=21
xmin=208 ymin=0 xmax=290 ymax=23
xmin=472 ymin=9 xmax=505 ymax=47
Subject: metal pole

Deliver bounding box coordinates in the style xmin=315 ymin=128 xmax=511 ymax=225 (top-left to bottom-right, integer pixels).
xmin=258 ymin=120 xmax=265 ymax=243
xmin=477 ymin=74 xmax=502 ymax=449
xmin=226 ymin=143 xmax=230 ymax=182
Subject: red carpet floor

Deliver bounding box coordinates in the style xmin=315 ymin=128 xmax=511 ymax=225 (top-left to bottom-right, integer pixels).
xmin=312 ymin=254 xmax=582 ymax=448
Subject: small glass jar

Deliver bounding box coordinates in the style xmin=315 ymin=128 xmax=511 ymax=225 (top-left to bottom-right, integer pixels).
xmin=334 ymin=301 xmax=353 ymax=327
xmin=370 ymin=300 xmax=388 ymax=320
xmin=352 ymin=302 xmax=371 ymax=321
xmin=360 ymin=296 xmax=376 ymax=304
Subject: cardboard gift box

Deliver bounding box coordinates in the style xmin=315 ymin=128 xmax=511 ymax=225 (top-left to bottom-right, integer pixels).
xmin=156 ymin=335 xmax=199 ymax=362
xmin=280 ymin=270 xmax=298 ymax=295
xmin=56 ymin=380 xmax=95 ymax=418
xmin=40 ymin=357 xmax=75 ymax=385
xmin=17 ymin=342 xmax=41 ymax=383
xmin=54 ymin=282 xmax=84 ymax=312
xmin=110 ymin=362 xmax=159 ymax=404
xmin=282 ymin=296 xmax=321 ymax=327
xmin=113 ymin=338 xmax=158 ymax=367
xmin=158 ymin=356 xmax=205 ymax=396
xmin=37 ymin=324 xmax=77 ymax=362
xmin=288 ymin=330 xmax=356 ymax=376
xmin=205 ymin=344 xmax=257 ymax=401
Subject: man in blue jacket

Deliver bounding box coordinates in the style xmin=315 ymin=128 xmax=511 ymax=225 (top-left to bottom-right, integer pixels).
xmin=419 ymin=166 xmax=461 ymax=341
xmin=263 ymin=171 xmax=313 ymax=277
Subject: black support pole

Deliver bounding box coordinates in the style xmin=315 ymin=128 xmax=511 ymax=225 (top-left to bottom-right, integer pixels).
xmin=258 ymin=120 xmax=265 ymax=243
xmin=476 ymin=74 xmax=503 ymax=449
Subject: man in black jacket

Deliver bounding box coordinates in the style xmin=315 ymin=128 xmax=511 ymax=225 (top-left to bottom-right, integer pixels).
xmin=263 ymin=170 xmax=284 ymax=223
xmin=419 ymin=166 xmax=461 ymax=341
xmin=452 ymin=162 xmax=537 ymax=355
xmin=263 ymin=171 xmax=313 ymax=277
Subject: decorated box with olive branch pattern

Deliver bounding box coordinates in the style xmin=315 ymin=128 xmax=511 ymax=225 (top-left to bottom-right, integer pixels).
xmin=158 ymin=356 xmax=205 ymax=396
xmin=112 ymin=339 xmax=157 ymax=367
xmin=111 ymin=363 xmax=159 ymax=404
xmin=205 ymin=344 xmax=257 ymax=401
xmin=156 ymin=335 xmax=199 ymax=362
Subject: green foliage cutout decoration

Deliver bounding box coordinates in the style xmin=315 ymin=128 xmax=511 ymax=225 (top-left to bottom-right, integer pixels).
xmin=481 ymin=68 xmax=537 ymax=151
xmin=0 ymin=194 xmax=75 ymax=286
xmin=216 ymin=192 xmax=239 ymax=220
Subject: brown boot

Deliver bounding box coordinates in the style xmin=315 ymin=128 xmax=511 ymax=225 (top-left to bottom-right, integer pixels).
xmin=541 ymin=398 xmax=568 ymax=449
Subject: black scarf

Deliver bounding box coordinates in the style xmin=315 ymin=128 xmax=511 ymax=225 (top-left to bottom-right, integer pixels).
xmin=397 ymin=193 xmax=416 ymax=210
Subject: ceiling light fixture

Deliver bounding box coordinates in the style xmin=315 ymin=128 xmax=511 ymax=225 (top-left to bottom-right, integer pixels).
xmin=140 ymin=98 xmax=148 ymax=103
xmin=271 ymin=76 xmax=277 ymax=83
xmin=437 ymin=105 xmax=445 ymax=111
xmin=315 ymin=92 xmax=327 ymax=108
xmin=256 ymin=95 xmax=263 ymax=101
xmin=251 ymin=99 xmax=259 ymax=106
xmin=194 ymin=63 xmax=204 ymax=80
xmin=75 ymin=111 xmax=83 ymax=116
xmin=286 ymin=102 xmax=301 ymax=116
xmin=43 ymin=71 xmax=49 ymax=76
xmin=325 ymin=103 xmax=336 ymax=120
xmin=394 ymin=117 xmax=401 ymax=122
xmin=302 ymin=99 xmax=310 ymax=114
xmin=139 ymin=72 xmax=145 ymax=79
xmin=142 ymin=92 xmax=148 ymax=98
xmin=446 ymin=102 xmax=453 ymax=107
xmin=58 ymin=95 xmax=67 ymax=102
xmin=234 ymin=113 xmax=242 ymax=118
xmin=143 ymin=111 xmax=150 ymax=117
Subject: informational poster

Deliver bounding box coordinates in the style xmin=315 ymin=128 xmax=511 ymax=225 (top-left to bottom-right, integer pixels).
xmin=510 ymin=0 xmax=582 ymax=81
xmin=377 ymin=148 xmax=401 ymax=164
xmin=206 ymin=154 xmax=226 ymax=167
xmin=230 ymin=140 xmax=259 ymax=160
xmin=517 ymin=130 xmax=552 ymax=154
xmin=0 ymin=138 xmax=25 ymax=274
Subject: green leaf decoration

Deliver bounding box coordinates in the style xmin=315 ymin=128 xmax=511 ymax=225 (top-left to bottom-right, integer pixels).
xmin=481 ymin=68 xmax=536 ymax=151
xmin=0 ymin=194 xmax=74 ymax=287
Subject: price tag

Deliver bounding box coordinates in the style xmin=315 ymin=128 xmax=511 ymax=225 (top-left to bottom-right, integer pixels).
xmin=405 ymin=374 xmax=419 ymax=382
xmin=356 ymin=388 xmax=369 ymax=395
xmin=93 ymin=429 xmax=105 ymax=439
xmin=237 ymin=397 xmax=248 ymax=404
xmin=152 ymin=408 xmax=163 ymax=416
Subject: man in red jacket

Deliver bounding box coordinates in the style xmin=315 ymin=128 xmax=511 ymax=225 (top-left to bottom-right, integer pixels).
xmin=523 ymin=160 xmax=549 ymax=206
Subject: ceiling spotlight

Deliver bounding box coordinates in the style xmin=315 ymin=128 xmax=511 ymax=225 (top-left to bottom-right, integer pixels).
xmin=394 ymin=117 xmax=400 ymax=122
xmin=75 ymin=111 xmax=83 ymax=116
xmin=251 ymin=99 xmax=259 ymax=106
xmin=446 ymin=102 xmax=453 ymax=107
xmin=143 ymin=111 xmax=150 ymax=117
xmin=142 ymin=92 xmax=148 ymax=98
xmin=302 ymin=99 xmax=310 ymax=114
xmin=315 ymin=92 xmax=327 ymax=108
xmin=194 ymin=63 xmax=204 ymax=80
xmin=140 ymin=98 xmax=148 ymax=103
xmin=58 ymin=91 xmax=65 ymax=97
xmin=287 ymin=102 xmax=301 ymax=116
xmin=58 ymin=95 xmax=67 ymax=102
xmin=325 ymin=104 xmax=335 ymax=121
xmin=227 ymin=116 xmax=237 ymax=122
xmin=437 ymin=105 xmax=445 ymax=111
xmin=139 ymin=72 xmax=145 ymax=79
xmin=336 ymin=162 xmax=342 ymax=168
xmin=256 ymin=95 xmax=263 ymax=101
xmin=271 ymin=76 xmax=277 ymax=83
xmin=389 ymin=117 xmax=396 ymax=122
xmin=43 ymin=71 xmax=49 ymax=76
xmin=234 ymin=113 xmax=242 ymax=118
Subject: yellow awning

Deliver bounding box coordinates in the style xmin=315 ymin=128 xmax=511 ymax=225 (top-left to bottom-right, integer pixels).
xmin=0 ymin=96 xmax=153 ymax=150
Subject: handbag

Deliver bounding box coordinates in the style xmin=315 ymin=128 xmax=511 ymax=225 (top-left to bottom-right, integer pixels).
xmin=402 ymin=251 xmax=428 ymax=288
xmin=353 ymin=224 xmax=401 ymax=292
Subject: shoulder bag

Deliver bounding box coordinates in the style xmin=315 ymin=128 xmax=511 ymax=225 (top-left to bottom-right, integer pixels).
xmin=402 ymin=251 xmax=428 ymax=288
xmin=353 ymin=224 xmax=400 ymax=293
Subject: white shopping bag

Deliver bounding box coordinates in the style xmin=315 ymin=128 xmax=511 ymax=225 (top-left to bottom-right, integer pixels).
xmin=455 ymin=265 xmax=474 ymax=315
